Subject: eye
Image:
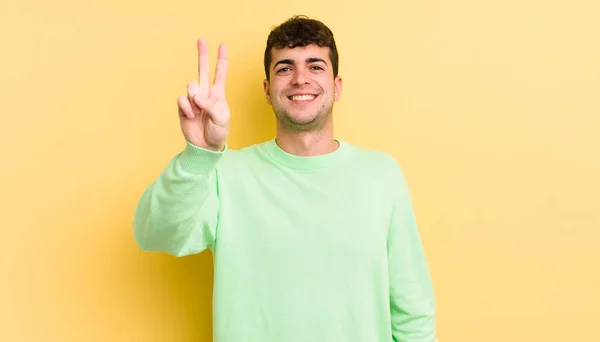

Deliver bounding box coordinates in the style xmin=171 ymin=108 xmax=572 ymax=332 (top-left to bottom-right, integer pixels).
xmin=310 ymin=65 xmax=324 ymax=71
xmin=276 ymin=67 xmax=291 ymax=74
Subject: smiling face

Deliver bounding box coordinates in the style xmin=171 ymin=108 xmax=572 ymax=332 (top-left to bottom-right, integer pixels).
xmin=263 ymin=44 xmax=343 ymax=132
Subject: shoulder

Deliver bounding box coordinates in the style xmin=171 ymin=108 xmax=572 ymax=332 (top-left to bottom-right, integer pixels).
xmin=340 ymin=141 xmax=413 ymax=203
xmin=340 ymin=140 xmax=411 ymax=192
xmin=341 ymin=140 xmax=404 ymax=174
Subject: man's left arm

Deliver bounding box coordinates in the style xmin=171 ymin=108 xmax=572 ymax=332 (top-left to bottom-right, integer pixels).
xmin=386 ymin=158 xmax=437 ymax=342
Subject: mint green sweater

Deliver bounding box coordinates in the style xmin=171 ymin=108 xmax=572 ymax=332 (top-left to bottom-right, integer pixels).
xmin=133 ymin=138 xmax=437 ymax=342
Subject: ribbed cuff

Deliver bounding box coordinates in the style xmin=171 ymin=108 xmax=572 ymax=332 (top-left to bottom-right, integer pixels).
xmin=177 ymin=140 xmax=227 ymax=174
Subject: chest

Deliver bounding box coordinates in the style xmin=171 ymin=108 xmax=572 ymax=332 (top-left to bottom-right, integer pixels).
xmin=216 ymin=168 xmax=393 ymax=265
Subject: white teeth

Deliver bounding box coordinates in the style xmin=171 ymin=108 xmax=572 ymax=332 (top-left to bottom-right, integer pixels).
xmin=290 ymin=95 xmax=316 ymax=101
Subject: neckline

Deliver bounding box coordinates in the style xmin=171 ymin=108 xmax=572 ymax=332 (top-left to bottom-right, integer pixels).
xmin=263 ymin=138 xmax=350 ymax=170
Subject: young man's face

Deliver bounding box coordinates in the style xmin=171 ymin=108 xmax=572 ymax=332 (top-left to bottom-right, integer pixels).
xmin=263 ymin=44 xmax=342 ymax=132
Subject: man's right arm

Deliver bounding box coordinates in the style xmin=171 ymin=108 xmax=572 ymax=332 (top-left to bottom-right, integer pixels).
xmin=133 ymin=140 xmax=226 ymax=257
xmin=134 ymin=38 xmax=230 ymax=256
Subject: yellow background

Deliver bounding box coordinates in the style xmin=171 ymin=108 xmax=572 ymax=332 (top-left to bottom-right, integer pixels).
xmin=1 ymin=0 xmax=599 ymax=341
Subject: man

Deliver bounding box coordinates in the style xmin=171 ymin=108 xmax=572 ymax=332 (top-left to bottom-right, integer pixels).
xmin=133 ymin=15 xmax=437 ymax=342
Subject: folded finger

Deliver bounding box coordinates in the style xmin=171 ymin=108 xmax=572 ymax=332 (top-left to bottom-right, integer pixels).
xmin=187 ymin=81 xmax=203 ymax=114
xmin=178 ymin=94 xmax=195 ymax=119
xmin=187 ymin=81 xmax=200 ymax=98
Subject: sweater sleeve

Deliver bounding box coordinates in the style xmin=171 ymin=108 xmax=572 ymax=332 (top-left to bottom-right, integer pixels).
xmin=386 ymin=159 xmax=438 ymax=342
xmin=132 ymin=140 xmax=226 ymax=257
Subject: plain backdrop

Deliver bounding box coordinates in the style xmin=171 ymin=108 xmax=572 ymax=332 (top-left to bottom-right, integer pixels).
xmin=1 ymin=0 xmax=599 ymax=341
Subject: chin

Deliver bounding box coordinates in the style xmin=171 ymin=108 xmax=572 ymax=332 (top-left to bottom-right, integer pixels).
xmin=273 ymin=102 xmax=332 ymax=129
xmin=280 ymin=112 xmax=330 ymax=132
xmin=289 ymin=113 xmax=317 ymax=124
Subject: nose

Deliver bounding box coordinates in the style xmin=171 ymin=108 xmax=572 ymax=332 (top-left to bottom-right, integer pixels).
xmin=291 ymin=68 xmax=310 ymax=86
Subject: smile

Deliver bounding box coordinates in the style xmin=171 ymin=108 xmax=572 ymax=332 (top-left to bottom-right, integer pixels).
xmin=288 ymin=94 xmax=317 ymax=102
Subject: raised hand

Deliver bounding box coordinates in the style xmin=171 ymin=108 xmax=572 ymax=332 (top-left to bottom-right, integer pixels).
xmin=177 ymin=39 xmax=229 ymax=151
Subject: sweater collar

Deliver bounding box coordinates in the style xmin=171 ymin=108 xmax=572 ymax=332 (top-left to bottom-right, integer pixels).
xmin=263 ymin=138 xmax=350 ymax=170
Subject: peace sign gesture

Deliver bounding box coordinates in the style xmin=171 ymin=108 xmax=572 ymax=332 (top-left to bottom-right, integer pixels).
xmin=178 ymin=39 xmax=230 ymax=151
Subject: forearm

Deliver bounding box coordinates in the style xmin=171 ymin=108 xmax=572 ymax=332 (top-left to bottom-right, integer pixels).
xmin=388 ymin=228 xmax=437 ymax=342
xmin=133 ymin=140 xmax=224 ymax=256
xmin=386 ymin=160 xmax=437 ymax=341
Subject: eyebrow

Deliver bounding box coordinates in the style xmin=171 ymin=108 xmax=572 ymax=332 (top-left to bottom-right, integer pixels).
xmin=273 ymin=57 xmax=328 ymax=69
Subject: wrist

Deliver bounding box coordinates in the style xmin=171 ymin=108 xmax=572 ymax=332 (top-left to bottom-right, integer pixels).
xmin=178 ymin=139 xmax=227 ymax=174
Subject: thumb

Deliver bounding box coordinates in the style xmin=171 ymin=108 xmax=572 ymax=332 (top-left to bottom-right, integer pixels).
xmin=193 ymin=95 xmax=224 ymax=123
xmin=193 ymin=95 xmax=213 ymax=112
xmin=193 ymin=94 xmax=230 ymax=126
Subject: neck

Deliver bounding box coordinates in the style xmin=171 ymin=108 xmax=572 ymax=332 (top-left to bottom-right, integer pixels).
xmin=275 ymin=122 xmax=338 ymax=157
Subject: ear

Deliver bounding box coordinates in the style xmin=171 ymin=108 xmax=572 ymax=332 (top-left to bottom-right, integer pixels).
xmin=263 ymin=79 xmax=271 ymax=104
xmin=334 ymin=76 xmax=343 ymax=101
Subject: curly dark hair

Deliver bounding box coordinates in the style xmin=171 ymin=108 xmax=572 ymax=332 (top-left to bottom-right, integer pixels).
xmin=264 ymin=15 xmax=339 ymax=80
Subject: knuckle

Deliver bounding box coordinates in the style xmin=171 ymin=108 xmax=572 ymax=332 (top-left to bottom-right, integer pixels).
xmin=187 ymin=81 xmax=198 ymax=94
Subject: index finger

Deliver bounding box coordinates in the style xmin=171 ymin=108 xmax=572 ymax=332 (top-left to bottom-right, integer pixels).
xmin=213 ymin=43 xmax=228 ymax=86
xmin=197 ymin=38 xmax=209 ymax=90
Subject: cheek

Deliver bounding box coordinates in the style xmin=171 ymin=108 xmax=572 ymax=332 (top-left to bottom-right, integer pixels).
xmin=269 ymin=84 xmax=283 ymax=97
